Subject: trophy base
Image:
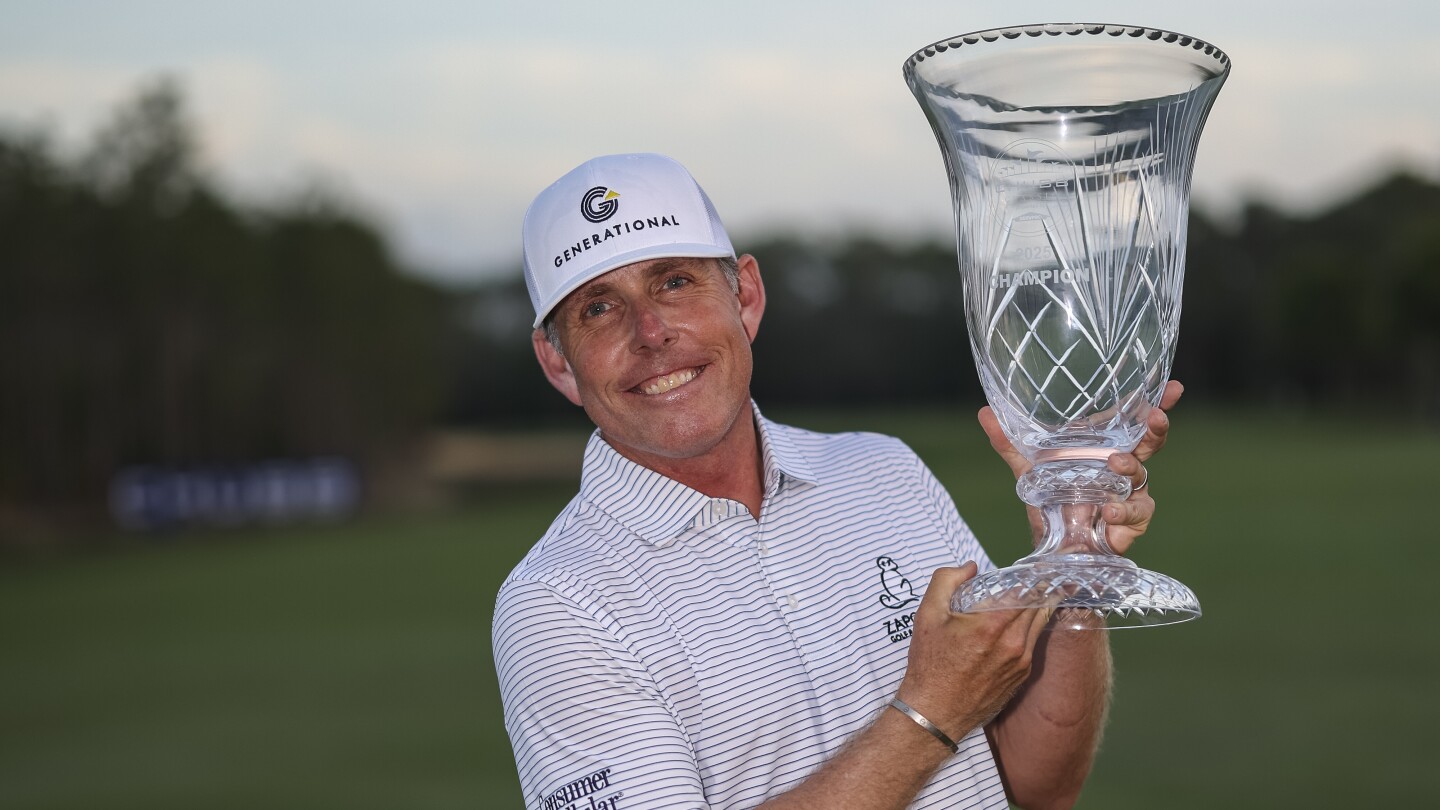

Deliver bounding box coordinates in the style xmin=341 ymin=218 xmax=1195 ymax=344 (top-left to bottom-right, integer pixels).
xmin=952 ymin=554 xmax=1201 ymax=630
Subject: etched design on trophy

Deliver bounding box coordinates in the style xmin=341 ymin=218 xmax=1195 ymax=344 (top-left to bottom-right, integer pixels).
xmin=989 ymin=138 xmax=1073 ymax=238
xmin=905 ymin=23 xmax=1230 ymax=628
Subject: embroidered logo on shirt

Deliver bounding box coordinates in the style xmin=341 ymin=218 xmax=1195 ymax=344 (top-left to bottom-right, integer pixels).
xmin=876 ymin=556 xmax=920 ymax=643
xmin=539 ymin=766 xmax=624 ymax=810
xmin=876 ymin=556 xmax=919 ymax=610
xmin=882 ymin=610 xmax=916 ymax=643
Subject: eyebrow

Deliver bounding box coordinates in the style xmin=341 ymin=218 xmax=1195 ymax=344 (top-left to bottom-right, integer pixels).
xmin=564 ymin=258 xmax=710 ymax=312
xmin=569 ymin=282 xmax=613 ymax=308
xmin=664 ymin=257 xmax=725 ymax=280
xmin=643 ymin=258 xmax=697 ymax=277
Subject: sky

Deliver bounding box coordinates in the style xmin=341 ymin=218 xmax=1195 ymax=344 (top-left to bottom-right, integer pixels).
xmin=2 ymin=1 xmax=1437 ymax=284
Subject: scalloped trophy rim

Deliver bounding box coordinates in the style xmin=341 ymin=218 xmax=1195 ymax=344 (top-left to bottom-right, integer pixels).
xmin=902 ymin=21 xmax=1232 ymax=76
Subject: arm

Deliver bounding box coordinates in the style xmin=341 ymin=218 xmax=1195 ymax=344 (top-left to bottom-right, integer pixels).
xmin=759 ymin=563 xmax=1049 ymax=810
xmin=979 ymin=381 xmax=1184 ymax=809
xmin=499 ymin=568 xmax=1051 ymax=810
xmin=494 ymin=580 xmax=708 ymax=809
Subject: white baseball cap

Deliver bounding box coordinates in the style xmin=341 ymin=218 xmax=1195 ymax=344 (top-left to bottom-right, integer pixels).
xmin=522 ymin=153 xmax=736 ymax=328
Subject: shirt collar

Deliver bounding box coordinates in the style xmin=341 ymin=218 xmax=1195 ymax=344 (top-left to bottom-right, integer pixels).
xmin=577 ymin=401 xmax=820 ymax=546
xmin=753 ymin=401 xmax=819 ymax=495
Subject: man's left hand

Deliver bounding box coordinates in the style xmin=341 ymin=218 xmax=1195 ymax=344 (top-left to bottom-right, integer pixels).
xmin=977 ymin=380 xmax=1184 ymax=556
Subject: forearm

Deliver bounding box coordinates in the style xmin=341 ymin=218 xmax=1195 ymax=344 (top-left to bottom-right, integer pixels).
xmin=759 ymin=703 xmax=957 ymax=810
xmin=758 ymin=564 xmax=1065 ymax=809
xmin=987 ymin=617 xmax=1112 ymax=810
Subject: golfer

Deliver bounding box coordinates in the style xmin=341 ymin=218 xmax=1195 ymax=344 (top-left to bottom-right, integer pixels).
xmin=494 ymin=153 xmax=1178 ymax=810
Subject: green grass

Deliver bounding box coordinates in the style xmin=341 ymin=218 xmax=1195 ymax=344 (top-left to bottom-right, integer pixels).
xmin=1 ymin=490 xmax=565 ymax=810
xmin=2 ymin=410 xmax=1437 ymax=808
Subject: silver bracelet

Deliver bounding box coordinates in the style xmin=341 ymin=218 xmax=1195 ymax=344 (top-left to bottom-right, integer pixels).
xmin=889 ymin=697 xmax=959 ymax=754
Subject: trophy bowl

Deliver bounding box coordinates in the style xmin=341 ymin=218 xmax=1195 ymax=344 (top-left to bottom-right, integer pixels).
xmin=904 ymin=24 xmax=1230 ymax=628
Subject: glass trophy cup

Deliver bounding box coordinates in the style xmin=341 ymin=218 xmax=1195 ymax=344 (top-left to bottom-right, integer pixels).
xmin=904 ymin=24 xmax=1229 ymax=627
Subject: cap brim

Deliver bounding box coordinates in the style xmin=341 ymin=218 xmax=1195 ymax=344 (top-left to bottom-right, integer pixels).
xmin=530 ymin=243 xmax=736 ymax=328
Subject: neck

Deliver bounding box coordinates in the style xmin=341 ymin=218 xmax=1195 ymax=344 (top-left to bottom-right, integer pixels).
xmin=606 ymin=410 xmax=766 ymax=520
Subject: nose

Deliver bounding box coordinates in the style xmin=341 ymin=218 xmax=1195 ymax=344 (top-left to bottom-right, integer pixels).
xmin=629 ymin=299 xmax=677 ymax=352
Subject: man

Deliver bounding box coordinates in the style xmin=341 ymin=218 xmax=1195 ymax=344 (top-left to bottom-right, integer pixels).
xmin=494 ymin=153 xmax=1178 ymax=810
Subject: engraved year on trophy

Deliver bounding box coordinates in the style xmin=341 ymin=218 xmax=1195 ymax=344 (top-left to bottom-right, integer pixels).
xmin=904 ymin=24 xmax=1230 ymax=627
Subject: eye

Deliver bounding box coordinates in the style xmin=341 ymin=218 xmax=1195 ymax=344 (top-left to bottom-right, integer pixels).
xmin=582 ymin=300 xmax=612 ymax=318
xmin=663 ymin=275 xmax=691 ymax=290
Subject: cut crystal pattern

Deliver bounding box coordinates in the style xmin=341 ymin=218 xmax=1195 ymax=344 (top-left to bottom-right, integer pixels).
xmin=906 ymin=23 xmax=1227 ymax=627
xmin=951 ymin=558 xmax=1202 ymax=629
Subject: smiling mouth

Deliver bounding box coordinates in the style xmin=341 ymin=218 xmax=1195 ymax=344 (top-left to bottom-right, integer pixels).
xmin=636 ymin=366 xmax=702 ymax=396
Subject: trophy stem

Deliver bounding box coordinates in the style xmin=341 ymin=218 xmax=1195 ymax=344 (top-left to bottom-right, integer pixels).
xmin=1017 ymin=459 xmax=1128 ymax=558
xmin=948 ymin=458 xmax=1202 ymax=630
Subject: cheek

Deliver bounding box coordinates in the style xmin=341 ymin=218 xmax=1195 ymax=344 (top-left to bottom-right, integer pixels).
xmin=566 ymin=343 xmax=625 ymax=400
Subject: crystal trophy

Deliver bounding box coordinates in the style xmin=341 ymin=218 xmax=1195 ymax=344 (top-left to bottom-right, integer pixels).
xmin=904 ymin=24 xmax=1230 ymax=627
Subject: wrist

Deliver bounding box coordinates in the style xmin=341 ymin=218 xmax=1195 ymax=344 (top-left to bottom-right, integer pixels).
xmin=888 ymin=697 xmax=959 ymax=755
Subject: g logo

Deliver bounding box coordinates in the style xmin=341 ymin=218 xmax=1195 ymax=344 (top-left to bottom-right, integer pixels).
xmin=581 ymin=186 xmax=620 ymax=223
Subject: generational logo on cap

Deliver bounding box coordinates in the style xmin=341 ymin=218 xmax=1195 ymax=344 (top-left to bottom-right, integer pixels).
xmin=581 ymin=186 xmax=620 ymax=223
xmin=553 ymin=190 xmax=685 ymax=268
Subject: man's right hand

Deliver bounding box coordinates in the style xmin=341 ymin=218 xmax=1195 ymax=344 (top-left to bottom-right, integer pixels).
xmin=892 ymin=563 xmax=1052 ymax=743
xmin=757 ymin=563 xmax=1053 ymax=810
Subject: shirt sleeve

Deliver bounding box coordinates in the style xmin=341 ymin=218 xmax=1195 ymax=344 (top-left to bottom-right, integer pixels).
xmin=493 ymin=578 xmax=709 ymax=810
xmin=913 ymin=454 xmax=997 ymax=575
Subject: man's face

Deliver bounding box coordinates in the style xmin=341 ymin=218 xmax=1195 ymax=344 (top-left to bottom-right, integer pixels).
xmin=533 ymin=255 xmax=765 ymax=469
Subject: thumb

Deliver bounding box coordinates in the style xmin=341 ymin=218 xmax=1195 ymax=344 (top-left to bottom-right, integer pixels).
xmin=919 ymin=562 xmax=977 ymax=617
xmin=978 ymin=407 xmax=1031 ymax=479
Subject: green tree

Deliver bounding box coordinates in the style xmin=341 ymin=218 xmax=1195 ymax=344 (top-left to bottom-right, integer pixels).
xmin=0 ymin=79 xmax=446 ymax=532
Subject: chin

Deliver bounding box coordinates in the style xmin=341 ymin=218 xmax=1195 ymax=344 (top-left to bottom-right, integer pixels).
xmin=603 ymin=403 xmax=746 ymax=462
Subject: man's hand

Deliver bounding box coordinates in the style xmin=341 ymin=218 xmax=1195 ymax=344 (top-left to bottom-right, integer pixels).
xmin=894 ymin=562 xmax=1053 ymax=741
xmin=977 ymin=380 xmax=1184 ymax=556
xmin=759 ymin=563 xmax=1055 ymax=810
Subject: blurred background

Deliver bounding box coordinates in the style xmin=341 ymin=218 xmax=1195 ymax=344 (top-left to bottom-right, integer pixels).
xmin=2 ymin=1 xmax=1437 ymax=807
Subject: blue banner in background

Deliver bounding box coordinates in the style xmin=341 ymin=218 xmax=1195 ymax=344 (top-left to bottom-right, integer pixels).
xmin=109 ymin=459 xmax=360 ymax=531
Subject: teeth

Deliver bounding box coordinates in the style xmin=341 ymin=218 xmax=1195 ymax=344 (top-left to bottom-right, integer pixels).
xmin=641 ymin=368 xmax=698 ymax=395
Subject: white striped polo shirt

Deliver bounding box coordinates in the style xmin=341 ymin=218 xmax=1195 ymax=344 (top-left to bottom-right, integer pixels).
xmin=493 ymin=405 xmax=1005 ymax=810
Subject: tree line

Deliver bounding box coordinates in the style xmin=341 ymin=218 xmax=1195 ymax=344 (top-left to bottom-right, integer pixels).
xmin=1 ymin=81 xmax=446 ymax=523
xmin=4 ymin=82 xmax=1437 ymax=528
xmin=455 ymin=174 xmax=1440 ymax=424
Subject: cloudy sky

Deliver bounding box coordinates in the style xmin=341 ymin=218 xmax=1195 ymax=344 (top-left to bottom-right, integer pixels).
xmin=2 ymin=1 xmax=1436 ymax=283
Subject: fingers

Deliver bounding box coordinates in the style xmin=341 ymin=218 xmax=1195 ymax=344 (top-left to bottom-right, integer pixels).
xmin=1132 ymin=408 xmax=1170 ymax=463
xmin=1103 ymin=492 xmax=1153 ymax=528
xmin=919 ymin=562 xmax=977 ymax=618
xmin=1023 ymin=603 xmax=1055 ymax=656
xmin=1106 ymin=452 xmax=1148 ymax=493
xmin=940 ymin=563 xmax=1054 ymax=641
xmin=933 ymin=560 xmax=978 ymax=591
xmin=1103 ymin=383 xmax=1176 ymax=553
xmin=1133 ymin=381 xmax=1183 ymax=462
xmin=1160 ymin=379 xmax=1184 ymax=410
xmin=920 ymin=562 xmax=1050 ymax=635
xmin=977 ymin=406 xmax=1032 ymax=479
xmin=1102 ymin=490 xmax=1154 ymax=556
xmin=1102 ymin=382 xmax=1176 ymax=555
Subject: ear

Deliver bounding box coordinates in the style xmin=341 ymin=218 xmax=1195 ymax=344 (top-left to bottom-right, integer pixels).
xmin=532 ymin=328 xmax=582 ymax=407
xmin=735 ymin=253 xmax=766 ymax=343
